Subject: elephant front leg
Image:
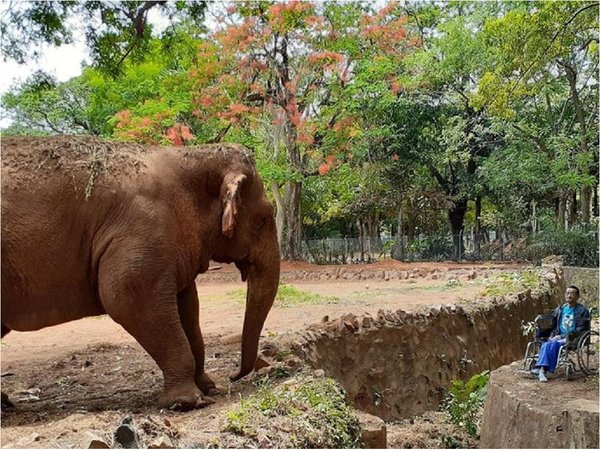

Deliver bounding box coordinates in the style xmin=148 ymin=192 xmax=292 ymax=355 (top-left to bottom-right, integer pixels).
xmin=178 ymin=283 xmax=219 ymax=397
xmin=99 ymin=266 xmax=212 ymax=410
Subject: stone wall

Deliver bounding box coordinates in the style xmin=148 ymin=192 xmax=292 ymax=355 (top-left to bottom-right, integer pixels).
xmin=291 ymin=269 xmax=564 ymax=421
xmin=200 ymin=266 xmax=516 ymax=283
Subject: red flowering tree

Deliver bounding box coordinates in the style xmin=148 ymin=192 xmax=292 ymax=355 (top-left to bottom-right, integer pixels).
xmin=190 ymin=0 xmax=415 ymax=260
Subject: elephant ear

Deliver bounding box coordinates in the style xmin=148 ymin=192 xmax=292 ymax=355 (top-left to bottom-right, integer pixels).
xmin=221 ymin=173 xmax=247 ymax=238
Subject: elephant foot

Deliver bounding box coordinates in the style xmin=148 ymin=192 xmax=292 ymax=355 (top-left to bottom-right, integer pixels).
xmin=1 ymin=391 xmax=15 ymax=410
xmin=196 ymin=372 xmax=220 ymax=396
xmin=159 ymin=384 xmax=215 ymax=412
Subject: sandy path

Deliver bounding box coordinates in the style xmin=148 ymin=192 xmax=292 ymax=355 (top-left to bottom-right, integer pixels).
xmin=1 ymin=276 xmax=485 ymax=367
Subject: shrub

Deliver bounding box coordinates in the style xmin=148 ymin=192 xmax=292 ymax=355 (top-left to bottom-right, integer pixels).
xmin=442 ymin=370 xmax=490 ymax=437
xmin=406 ymin=234 xmax=454 ymax=260
xmin=521 ymin=227 xmax=599 ymax=267
xmin=225 ymin=374 xmax=362 ymax=448
xmin=480 ymin=270 xmax=541 ymax=297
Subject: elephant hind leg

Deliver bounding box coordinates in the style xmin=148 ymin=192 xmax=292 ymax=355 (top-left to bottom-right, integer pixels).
xmin=178 ymin=283 xmax=218 ymax=396
xmin=98 ymin=261 xmax=212 ymax=410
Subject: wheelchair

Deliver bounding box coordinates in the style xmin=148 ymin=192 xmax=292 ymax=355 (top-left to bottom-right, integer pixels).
xmin=521 ymin=307 xmax=599 ymax=380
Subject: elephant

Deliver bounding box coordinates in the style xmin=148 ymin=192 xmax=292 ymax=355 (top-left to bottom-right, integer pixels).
xmin=1 ymin=136 xmax=280 ymax=410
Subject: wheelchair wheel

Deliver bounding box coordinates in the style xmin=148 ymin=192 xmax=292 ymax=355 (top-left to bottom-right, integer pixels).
xmin=577 ymin=330 xmax=599 ymax=376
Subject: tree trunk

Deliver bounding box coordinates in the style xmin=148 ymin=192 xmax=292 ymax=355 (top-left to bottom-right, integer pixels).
xmin=581 ymin=186 xmax=591 ymax=224
xmin=474 ymin=196 xmax=482 ymax=256
xmin=568 ymin=192 xmax=577 ymax=229
xmin=558 ymin=196 xmax=567 ymax=230
xmin=594 ymin=186 xmax=599 ymax=218
xmin=449 ymin=198 xmax=468 ymax=260
xmin=562 ymin=60 xmax=591 ymax=224
xmin=282 ymin=181 xmax=302 ymax=260
xmin=531 ymin=199 xmax=537 ymax=234
xmin=407 ymin=198 xmax=415 ymax=242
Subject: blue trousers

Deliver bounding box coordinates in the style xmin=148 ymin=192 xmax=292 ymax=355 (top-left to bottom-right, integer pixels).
xmin=535 ymin=339 xmax=565 ymax=373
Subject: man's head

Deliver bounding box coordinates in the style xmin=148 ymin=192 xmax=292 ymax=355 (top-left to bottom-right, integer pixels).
xmin=565 ymin=285 xmax=580 ymax=306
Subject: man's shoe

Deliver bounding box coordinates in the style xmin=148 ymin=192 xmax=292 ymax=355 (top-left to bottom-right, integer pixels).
xmin=538 ymin=371 xmax=548 ymax=382
xmin=531 ymin=368 xmax=540 ymax=375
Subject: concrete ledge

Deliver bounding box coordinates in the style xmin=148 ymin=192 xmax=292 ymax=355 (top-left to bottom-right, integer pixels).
xmin=480 ymin=362 xmax=599 ymax=448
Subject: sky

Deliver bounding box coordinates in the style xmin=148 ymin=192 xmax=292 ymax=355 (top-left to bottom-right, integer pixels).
xmin=1 ymin=42 xmax=88 ymax=127
xmin=0 ymin=6 xmax=171 ymax=127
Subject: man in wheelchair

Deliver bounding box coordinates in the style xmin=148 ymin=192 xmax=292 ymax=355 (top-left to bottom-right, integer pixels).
xmin=532 ymin=285 xmax=591 ymax=382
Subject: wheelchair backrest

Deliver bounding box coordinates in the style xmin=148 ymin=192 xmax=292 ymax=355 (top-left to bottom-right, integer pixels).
xmin=534 ymin=313 xmax=554 ymax=339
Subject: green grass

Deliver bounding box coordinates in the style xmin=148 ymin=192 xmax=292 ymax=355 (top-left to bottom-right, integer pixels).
xmin=227 ymin=283 xmax=339 ymax=308
xmin=479 ymin=270 xmax=542 ymax=297
xmin=225 ymin=373 xmax=362 ymax=448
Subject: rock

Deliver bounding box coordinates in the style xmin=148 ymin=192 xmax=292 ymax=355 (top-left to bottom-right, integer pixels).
xmin=396 ymin=309 xmax=407 ymax=320
xmin=362 ymin=316 xmax=374 ymax=328
xmin=84 ymin=432 xmax=110 ymax=449
xmin=429 ymin=306 xmax=441 ymax=317
xmin=356 ymin=411 xmax=387 ymax=448
xmin=148 ymin=437 xmax=175 ymax=449
xmin=341 ymin=313 xmax=360 ymax=332
xmin=285 ymin=358 xmax=302 ymax=369
xmin=343 ymin=320 xmax=358 ymax=333
xmin=114 ymin=416 xmax=139 ymax=449
xmin=321 ymin=315 xmax=329 ymax=323
xmin=466 ymin=270 xmax=477 ymax=280
xmin=313 ymin=369 xmax=325 ymax=377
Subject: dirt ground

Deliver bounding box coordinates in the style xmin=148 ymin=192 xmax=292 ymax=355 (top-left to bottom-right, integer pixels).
xmin=0 ymin=260 xmax=583 ymax=448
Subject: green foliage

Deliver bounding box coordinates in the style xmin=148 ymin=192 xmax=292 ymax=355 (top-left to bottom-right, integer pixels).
xmin=2 ymin=1 xmax=207 ymax=76
xmin=407 ymin=234 xmax=454 ymax=260
xmin=522 ymin=227 xmax=599 ymax=268
xmin=2 ymin=70 xmax=100 ymax=135
xmin=225 ymin=374 xmax=362 ymax=448
xmin=442 ymin=370 xmax=490 ymax=437
xmin=228 ymin=283 xmax=339 ymax=308
xmin=480 ymin=270 xmax=542 ymax=297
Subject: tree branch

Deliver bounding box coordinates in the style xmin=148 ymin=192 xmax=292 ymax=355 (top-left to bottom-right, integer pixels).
xmin=503 ymin=2 xmax=599 ymax=101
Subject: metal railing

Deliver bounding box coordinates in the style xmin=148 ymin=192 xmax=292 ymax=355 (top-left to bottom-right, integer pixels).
xmin=299 ymin=230 xmax=599 ymax=267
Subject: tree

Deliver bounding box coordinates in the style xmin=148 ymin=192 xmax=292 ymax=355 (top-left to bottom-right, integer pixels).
xmin=474 ymin=1 xmax=599 ymax=227
xmin=1 ymin=0 xmax=207 ymax=77
xmin=183 ymin=0 xmax=417 ymax=260
xmin=381 ymin=3 xmax=503 ymax=258
xmin=2 ymin=70 xmax=100 ymax=135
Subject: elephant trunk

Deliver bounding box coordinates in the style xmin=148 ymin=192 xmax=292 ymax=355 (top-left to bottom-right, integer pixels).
xmin=231 ymin=243 xmax=280 ymax=381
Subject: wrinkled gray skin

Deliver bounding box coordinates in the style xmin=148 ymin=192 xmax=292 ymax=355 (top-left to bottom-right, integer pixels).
xmin=1 ymin=136 xmax=280 ymax=410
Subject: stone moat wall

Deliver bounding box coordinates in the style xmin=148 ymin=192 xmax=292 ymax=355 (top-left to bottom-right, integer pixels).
xmin=290 ymin=269 xmax=565 ymax=421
